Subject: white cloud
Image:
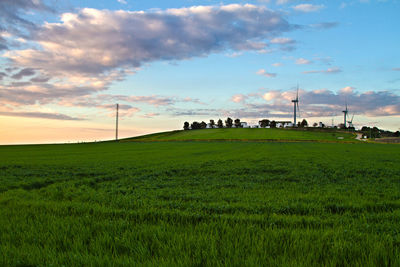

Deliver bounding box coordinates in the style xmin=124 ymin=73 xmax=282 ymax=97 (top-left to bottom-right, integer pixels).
xmin=262 ymin=91 xmax=282 ymax=101
xmin=7 ymin=4 xmax=292 ymax=83
xmin=292 ymin=4 xmax=324 ymax=12
xmin=339 ymin=86 xmax=355 ymax=94
xmin=231 ymin=94 xmax=248 ymax=103
xmin=295 ymin=58 xmax=312 ymax=65
xmin=117 ymin=0 xmax=127 ymax=4
xmin=276 ymin=0 xmax=292 ymax=4
xmin=257 ymin=69 xmax=277 ymax=78
xmin=272 ymin=62 xmax=283 ymax=67
xmin=270 ymin=37 xmax=295 ymax=44
xmin=303 ymin=67 xmax=342 ymax=74
xmin=326 ymin=67 xmax=342 ymax=73
xmin=227 ymin=87 xmax=400 ymax=119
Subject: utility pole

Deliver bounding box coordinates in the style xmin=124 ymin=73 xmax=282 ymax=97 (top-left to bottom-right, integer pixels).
xmin=116 ymin=103 xmax=119 ymax=141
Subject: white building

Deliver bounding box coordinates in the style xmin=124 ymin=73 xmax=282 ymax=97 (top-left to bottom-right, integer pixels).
xmin=276 ymin=121 xmax=293 ymax=128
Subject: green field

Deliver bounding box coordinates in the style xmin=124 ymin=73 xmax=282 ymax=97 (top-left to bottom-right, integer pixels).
xmin=126 ymin=128 xmax=356 ymax=142
xmin=1 ymin=129 xmax=400 ymax=266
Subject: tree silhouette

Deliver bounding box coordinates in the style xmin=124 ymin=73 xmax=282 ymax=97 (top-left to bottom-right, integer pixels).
xmin=259 ymin=119 xmax=270 ymax=128
xmin=183 ymin=121 xmax=190 ymax=130
xmin=210 ymin=120 xmax=215 ymax=128
xmin=217 ymin=119 xmax=223 ymax=128
xmin=225 ymin=117 xmax=233 ymax=128
xmin=234 ymin=118 xmax=241 ymax=128
xmin=190 ymin=121 xmax=201 ymax=130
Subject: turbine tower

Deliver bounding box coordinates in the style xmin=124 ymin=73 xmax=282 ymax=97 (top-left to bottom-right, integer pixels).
xmin=342 ymin=102 xmax=348 ymax=128
xmin=291 ymin=85 xmax=300 ymax=126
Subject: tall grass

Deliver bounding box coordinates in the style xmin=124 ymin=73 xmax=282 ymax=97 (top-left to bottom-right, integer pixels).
xmin=0 ymin=141 xmax=399 ymax=266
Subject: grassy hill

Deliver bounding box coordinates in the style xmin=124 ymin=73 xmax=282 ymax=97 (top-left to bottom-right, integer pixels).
xmin=0 ymin=132 xmax=399 ymax=266
xmin=125 ymin=127 xmax=356 ymax=142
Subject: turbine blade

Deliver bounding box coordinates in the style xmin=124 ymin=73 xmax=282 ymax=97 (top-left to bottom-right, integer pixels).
xmin=297 ymin=102 xmax=301 ymax=118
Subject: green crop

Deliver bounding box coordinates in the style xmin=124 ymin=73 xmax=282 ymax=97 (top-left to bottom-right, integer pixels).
xmin=125 ymin=128 xmax=356 ymax=142
xmin=0 ymin=137 xmax=399 ymax=266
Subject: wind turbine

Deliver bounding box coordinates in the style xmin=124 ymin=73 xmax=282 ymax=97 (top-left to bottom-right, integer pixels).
xmin=347 ymin=114 xmax=355 ymax=128
xmin=291 ymin=85 xmax=300 ymax=126
xmin=342 ymin=102 xmax=348 ymax=128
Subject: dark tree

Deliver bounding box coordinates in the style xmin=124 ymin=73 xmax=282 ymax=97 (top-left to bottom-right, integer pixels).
xmin=313 ymin=122 xmax=318 ymax=127
xmin=270 ymin=121 xmax=276 ymax=128
xmin=300 ymin=119 xmax=308 ymax=128
xmin=200 ymin=121 xmax=207 ymax=129
xmin=225 ymin=117 xmax=233 ymax=128
xmin=210 ymin=120 xmax=215 ymax=128
xmin=217 ymin=119 xmax=223 ymax=128
xmin=183 ymin=121 xmax=190 ymax=130
xmin=259 ymin=119 xmax=270 ymax=128
xmin=191 ymin=121 xmax=201 ymax=130
xmin=234 ymin=118 xmax=241 ymax=128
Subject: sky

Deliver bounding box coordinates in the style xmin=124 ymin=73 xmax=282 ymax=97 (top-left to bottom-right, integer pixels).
xmin=0 ymin=0 xmax=399 ymax=144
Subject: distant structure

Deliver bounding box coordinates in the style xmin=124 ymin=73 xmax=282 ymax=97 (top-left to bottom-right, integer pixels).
xmin=276 ymin=121 xmax=293 ymax=128
xmin=347 ymin=114 xmax=355 ymax=128
xmin=342 ymin=102 xmax=348 ymax=128
xmin=291 ymin=85 xmax=300 ymax=126
xmin=116 ymin=103 xmax=119 ymax=141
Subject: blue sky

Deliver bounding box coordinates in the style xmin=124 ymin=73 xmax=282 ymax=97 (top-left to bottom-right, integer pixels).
xmin=0 ymin=0 xmax=399 ymax=143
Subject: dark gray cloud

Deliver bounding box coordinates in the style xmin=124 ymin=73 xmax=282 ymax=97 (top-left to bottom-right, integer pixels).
xmin=310 ymin=22 xmax=339 ymax=29
xmin=30 ymin=76 xmax=50 ymax=83
xmin=0 ymin=0 xmax=54 ymax=52
xmin=0 ymin=72 xmax=7 ymax=80
xmin=0 ymin=111 xmax=83 ymax=120
xmin=11 ymin=68 xmax=36 ymax=79
xmin=0 ymin=37 xmax=8 ymax=51
xmin=0 ymin=84 xmax=101 ymax=106
xmin=9 ymin=81 xmax=32 ymax=87
xmin=0 ymin=0 xmax=52 ymax=32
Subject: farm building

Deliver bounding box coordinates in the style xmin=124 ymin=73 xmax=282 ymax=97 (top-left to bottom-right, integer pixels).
xmin=276 ymin=121 xmax=292 ymax=128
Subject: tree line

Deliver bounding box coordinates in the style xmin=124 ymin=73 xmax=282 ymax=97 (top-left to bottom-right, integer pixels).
xmin=183 ymin=118 xmax=232 ymax=130
xmin=183 ymin=118 xmax=309 ymax=130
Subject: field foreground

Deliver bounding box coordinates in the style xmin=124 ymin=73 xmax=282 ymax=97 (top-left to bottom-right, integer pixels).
xmin=0 ymin=138 xmax=400 ymax=266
